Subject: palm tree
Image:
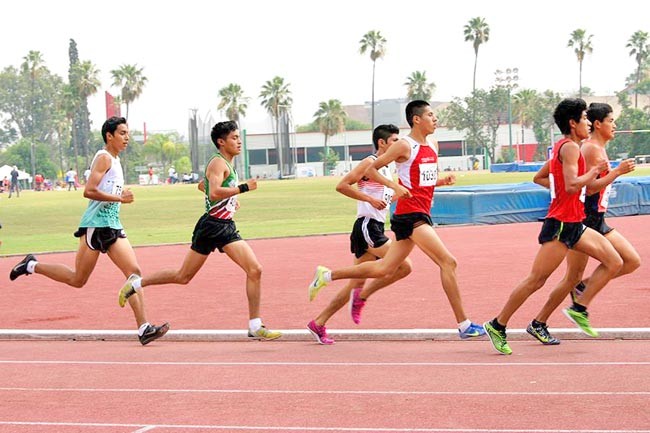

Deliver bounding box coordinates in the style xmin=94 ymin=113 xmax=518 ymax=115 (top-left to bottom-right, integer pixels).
xmin=110 ymin=64 xmax=147 ymax=120
xmin=359 ymin=30 xmax=387 ymax=128
xmin=259 ymin=76 xmax=292 ymax=175
xmin=217 ymin=83 xmax=249 ymax=123
xmin=464 ymin=17 xmax=490 ymax=93
xmin=627 ymin=30 xmax=650 ymax=109
xmin=404 ymin=71 xmax=436 ymax=101
xmin=21 ymin=50 xmax=45 ymax=185
xmin=512 ymin=89 xmax=538 ymax=144
xmin=73 ymin=60 xmax=101 ymax=165
xmin=313 ymin=99 xmax=347 ymax=174
xmin=567 ymin=29 xmax=593 ymax=99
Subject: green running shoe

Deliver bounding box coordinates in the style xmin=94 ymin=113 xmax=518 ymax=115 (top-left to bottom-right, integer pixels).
xmin=483 ymin=321 xmax=512 ymax=355
xmin=563 ymin=307 xmax=599 ymax=337
xmin=309 ymin=265 xmax=330 ymax=301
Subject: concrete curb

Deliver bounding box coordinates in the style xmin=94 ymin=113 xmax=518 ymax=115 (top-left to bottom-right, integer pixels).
xmin=1 ymin=328 xmax=650 ymax=342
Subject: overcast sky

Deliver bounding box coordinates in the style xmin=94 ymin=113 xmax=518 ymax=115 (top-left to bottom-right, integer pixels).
xmin=2 ymin=0 xmax=649 ymax=137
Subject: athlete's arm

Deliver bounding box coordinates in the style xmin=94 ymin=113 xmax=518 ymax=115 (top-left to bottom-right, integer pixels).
xmin=582 ymin=144 xmax=635 ymax=195
xmin=205 ymin=158 xmax=257 ymax=202
xmin=83 ymin=154 xmax=132 ymax=203
xmin=335 ymin=157 xmax=386 ymax=209
xmin=561 ymin=141 xmax=607 ymax=194
xmin=368 ymin=139 xmax=411 ymax=198
xmin=533 ymin=161 xmax=550 ymax=189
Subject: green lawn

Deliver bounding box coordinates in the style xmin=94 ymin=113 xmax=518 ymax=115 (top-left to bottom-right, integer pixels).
xmin=2 ymin=167 xmax=648 ymax=256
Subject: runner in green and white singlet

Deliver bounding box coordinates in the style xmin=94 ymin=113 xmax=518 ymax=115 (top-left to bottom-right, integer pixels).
xmin=118 ymin=121 xmax=282 ymax=341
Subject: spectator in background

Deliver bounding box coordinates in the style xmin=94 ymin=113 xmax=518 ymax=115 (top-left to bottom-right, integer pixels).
xmin=168 ymin=166 xmax=178 ymax=184
xmin=66 ymin=168 xmax=77 ymax=191
xmin=34 ymin=173 xmax=44 ymax=191
xmin=84 ymin=167 xmax=91 ymax=184
xmin=8 ymin=166 xmax=20 ymax=198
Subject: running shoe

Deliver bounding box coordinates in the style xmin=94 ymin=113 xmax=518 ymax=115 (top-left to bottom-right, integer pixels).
xmin=349 ymin=287 xmax=366 ymax=325
xmin=118 ymin=274 xmax=139 ymax=308
xmin=307 ymin=320 xmax=334 ymax=345
xmin=563 ymin=307 xmax=599 ymax=337
xmin=9 ymin=254 xmax=36 ymax=281
xmin=248 ymin=325 xmax=282 ymax=341
xmin=526 ymin=321 xmax=560 ymax=345
xmin=139 ymin=322 xmax=170 ymax=345
xmin=483 ymin=321 xmax=512 ymax=355
xmin=459 ymin=322 xmax=486 ymax=339
xmin=570 ymin=281 xmax=586 ymax=304
xmin=308 ymin=265 xmax=330 ymax=301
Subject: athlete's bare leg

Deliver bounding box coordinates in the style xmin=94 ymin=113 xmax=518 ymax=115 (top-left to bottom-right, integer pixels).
xmin=223 ymin=240 xmax=264 ymax=320
xmin=107 ymin=238 xmax=147 ymax=327
xmin=535 ymin=250 xmax=587 ymax=323
xmin=33 ymin=237 xmax=100 ymax=287
xmin=330 ymin=238 xmax=415 ymax=281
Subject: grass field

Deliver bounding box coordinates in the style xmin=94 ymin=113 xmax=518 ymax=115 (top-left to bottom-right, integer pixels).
xmin=2 ymin=168 xmax=649 ymax=256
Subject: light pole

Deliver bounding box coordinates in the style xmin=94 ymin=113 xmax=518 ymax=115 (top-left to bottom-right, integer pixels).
xmin=495 ymin=67 xmax=519 ymax=161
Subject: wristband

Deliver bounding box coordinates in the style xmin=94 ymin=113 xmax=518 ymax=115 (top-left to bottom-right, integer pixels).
xmin=238 ymin=183 xmax=250 ymax=193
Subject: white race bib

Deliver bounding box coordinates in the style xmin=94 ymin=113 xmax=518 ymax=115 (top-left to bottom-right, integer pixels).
xmin=419 ymin=163 xmax=438 ymax=187
xmin=600 ymin=184 xmax=612 ymax=209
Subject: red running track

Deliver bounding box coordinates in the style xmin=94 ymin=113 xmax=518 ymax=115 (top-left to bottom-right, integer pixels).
xmin=1 ymin=215 xmax=648 ymax=333
xmin=0 ymin=339 xmax=649 ymax=432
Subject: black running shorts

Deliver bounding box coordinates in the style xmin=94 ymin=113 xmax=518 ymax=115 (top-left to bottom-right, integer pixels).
xmin=390 ymin=212 xmax=433 ymax=241
xmin=191 ymin=213 xmax=242 ymax=255
xmin=74 ymin=227 xmax=127 ymax=253
xmin=537 ymin=218 xmax=586 ymax=249
xmin=349 ymin=217 xmax=389 ymax=258
xmin=583 ymin=212 xmax=614 ymax=235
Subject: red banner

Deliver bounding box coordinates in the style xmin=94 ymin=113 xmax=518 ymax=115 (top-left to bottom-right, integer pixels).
xmin=105 ymin=91 xmax=121 ymax=118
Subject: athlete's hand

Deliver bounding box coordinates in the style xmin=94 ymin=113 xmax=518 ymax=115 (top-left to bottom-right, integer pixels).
xmin=394 ymin=184 xmax=412 ymax=199
xmin=616 ymin=158 xmax=635 ymax=175
xmin=368 ymin=196 xmax=387 ymax=210
xmin=245 ymin=178 xmax=257 ymax=191
xmin=442 ymin=174 xmax=456 ymax=186
xmin=197 ymin=179 xmax=205 ymax=192
xmin=592 ymin=158 xmax=609 ymax=174
xmin=120 ymin=188 xmax=134 ymax=204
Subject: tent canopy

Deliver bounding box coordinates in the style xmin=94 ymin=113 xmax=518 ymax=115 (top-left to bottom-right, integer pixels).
xmin=0 ymin=165 xmax=33 ymax=182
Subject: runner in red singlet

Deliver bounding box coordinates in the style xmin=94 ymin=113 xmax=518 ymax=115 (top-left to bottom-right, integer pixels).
xmin=308 ymin=100 xmax=485 ymax=340
xmin=484 ymin=98 xmax=623 ymax=355
xmin=527 ymin=103 xmax=639 ymax=345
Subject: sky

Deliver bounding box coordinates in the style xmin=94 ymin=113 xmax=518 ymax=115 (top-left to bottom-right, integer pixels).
xmin=2 ymin=0 xmax=649 ymax=137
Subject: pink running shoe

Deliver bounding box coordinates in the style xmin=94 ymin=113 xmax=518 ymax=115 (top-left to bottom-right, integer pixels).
xmin=349 ymin=287 xmax=366 ymax=325
xmin=307 ymin=320 xmax=334 ymax=345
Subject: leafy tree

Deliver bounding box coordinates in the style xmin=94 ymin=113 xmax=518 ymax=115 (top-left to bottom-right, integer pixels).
xmin=217 ymin=83 xmax=249 ymax=123
xmin=512 ymin=89 xmax=539 ymax=143
xmin=404 ymin=70 xmax=436 ymax=101
xmin=313 ymin=99 xmax=347 ymax=174
xmin=464 ymin=17 xmax=490 ymax=92
xmin=259 ymin=76 xmax=292 ymax=174
xmin=627 ymin=30 xmax=650 ymax=108
xmin=359 ymin=30 xmax=387 ymax=128
xmin=440 ymin=92 xmax=489 ymax=160
xmin=0 ymin=138 xmax=58 ymax=179
xmin=483 ymin=87 xmax=509 ymax=163
xmin=567 ymin=29 xmax=593 ymax=99
xmin=110 ymin=64 xmax=147 ymax=120
xmin=529 ymin=90 xmax=562 ymax=159
xmin=610 ymin=107 xmax=650 ymax=157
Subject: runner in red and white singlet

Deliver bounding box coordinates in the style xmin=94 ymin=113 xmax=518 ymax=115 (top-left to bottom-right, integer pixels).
xmin=394 ymin=135 xmax=438 ymax=216
xmin=546 ymin=137 xmax=587 ymax=223
xmin=308 ymin=100 xmax=486 ymax=340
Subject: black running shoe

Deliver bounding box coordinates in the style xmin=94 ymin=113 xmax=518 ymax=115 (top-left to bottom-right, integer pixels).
xmin=10 ymin=254 xmax=36 ymax=281
xmin=526 ymin=321 xmax=560 ymax=345
xmin=139 ymin=322 xmax=170 ymax=345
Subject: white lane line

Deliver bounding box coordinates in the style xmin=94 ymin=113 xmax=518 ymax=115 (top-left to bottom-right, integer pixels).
xmin=132 ymin=426 xmax=157 ymax=433
xmin=0 ymin=421 xmax=648 ymax=432
xmin=1 ymin=360 xmax=650 ymax=366
xmin=0 ymin=387 xmax=648 ymax=396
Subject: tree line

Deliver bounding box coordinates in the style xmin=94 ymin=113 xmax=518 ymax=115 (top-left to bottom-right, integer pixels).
xmin=1 ymin=23 xmax=649 ymax=184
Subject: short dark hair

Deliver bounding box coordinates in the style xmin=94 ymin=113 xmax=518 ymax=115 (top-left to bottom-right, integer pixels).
xmin=101 ymin=116 xmax=127 ymax=143
xmin=372 ymin=124 xmax=400 ymax=150
xmin=405 ymin=100 xmax=430 ymax=128
xmin=553 ymin=98 xmax=587 ymax=135
xmin=210 ymin=121 xmax=238 ymax=149
xmin=587 ymin=102 xmax=613 ymax=132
